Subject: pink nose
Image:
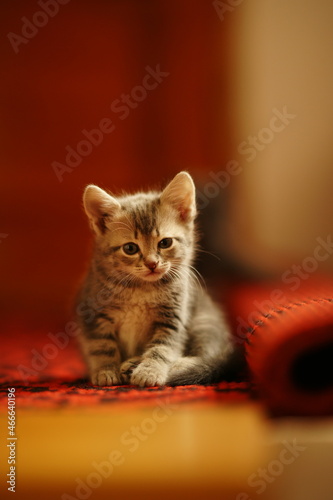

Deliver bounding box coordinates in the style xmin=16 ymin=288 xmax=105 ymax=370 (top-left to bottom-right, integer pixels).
xmin=145 ymin=260 xmax=158 ymax=271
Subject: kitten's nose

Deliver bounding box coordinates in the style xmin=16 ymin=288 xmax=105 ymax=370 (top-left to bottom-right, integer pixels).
xmin=145 ymin=260 xmax=158 ymax=271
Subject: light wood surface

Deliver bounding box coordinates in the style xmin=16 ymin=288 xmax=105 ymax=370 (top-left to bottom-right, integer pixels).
xmin=1 ymin=403 xmax=272 ymax=500
xmin=3 ymin=402 xmax=333 ymax=500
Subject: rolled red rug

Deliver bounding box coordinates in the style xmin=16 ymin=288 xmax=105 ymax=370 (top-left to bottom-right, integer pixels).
xmin=226 ymin=278 xmax=333 ymax=416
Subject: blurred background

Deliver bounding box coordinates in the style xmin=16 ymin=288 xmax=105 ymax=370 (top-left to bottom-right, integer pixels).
xmin=1 ymin=0 xmax=333 ymax=329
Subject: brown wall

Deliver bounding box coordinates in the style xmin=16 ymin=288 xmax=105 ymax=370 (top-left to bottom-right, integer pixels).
xmin=226 ymin=0 xmax=333 ymax=275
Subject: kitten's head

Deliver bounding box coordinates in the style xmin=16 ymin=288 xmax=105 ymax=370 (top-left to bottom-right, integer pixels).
xmin=83 ymin=172 xmax=197 ymax=285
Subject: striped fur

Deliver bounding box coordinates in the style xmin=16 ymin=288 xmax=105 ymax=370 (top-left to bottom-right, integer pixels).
xmin=76 ymin=172 xmax=236 ymax=387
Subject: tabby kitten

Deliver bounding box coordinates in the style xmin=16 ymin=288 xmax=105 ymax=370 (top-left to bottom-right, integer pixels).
xmin=76 ymin=171 xmax=235 ymax=387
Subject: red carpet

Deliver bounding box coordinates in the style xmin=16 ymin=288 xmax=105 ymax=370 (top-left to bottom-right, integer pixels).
xmin=227 ymin=278 xmax=333 ymax=416
xmin=0 ymin=323 xmax=249 ymax=411
xmin=2 ymin=278 xmax=333 ymax=415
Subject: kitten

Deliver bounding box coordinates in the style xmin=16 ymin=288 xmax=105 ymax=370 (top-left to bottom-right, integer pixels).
xmin=76 ymin=171 xmax=236 ymax=387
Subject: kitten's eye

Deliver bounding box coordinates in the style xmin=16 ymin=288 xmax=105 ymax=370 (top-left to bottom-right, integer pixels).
xmin=123 ymin=243 xmax=139 ymax=255
xmin=158 ymin=238 xmax=173 ymax=249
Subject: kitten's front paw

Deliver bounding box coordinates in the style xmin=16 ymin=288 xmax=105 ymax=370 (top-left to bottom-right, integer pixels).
xmin=91 ymin=368 xmax=121 ymax=386
xmin=130 ymin=360 xmax=168 ymax=387
xmin=120 ymin=357 xmax=141 ymax=384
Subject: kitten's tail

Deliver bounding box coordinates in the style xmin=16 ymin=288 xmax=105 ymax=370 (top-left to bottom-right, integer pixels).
xmin=166 ymin=351 xmax=244 ymax=386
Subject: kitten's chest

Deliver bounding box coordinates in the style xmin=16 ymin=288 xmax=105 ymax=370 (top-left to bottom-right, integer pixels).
xmin=110 ymin=299 xmax=156 ymax=358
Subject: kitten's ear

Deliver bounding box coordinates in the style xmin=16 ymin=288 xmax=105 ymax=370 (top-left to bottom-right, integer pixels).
xmin=83 ymin=185 xmax=120 ymax=235
xmin=161 ymin=171 xmax=196 ymax=222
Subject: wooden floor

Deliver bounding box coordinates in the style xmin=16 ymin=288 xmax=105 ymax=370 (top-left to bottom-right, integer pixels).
xmin=1 ymin=402 xmax=333 ymax=500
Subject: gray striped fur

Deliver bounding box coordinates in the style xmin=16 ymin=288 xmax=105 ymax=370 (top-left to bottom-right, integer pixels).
xmin=76 ymin=172 xmax=236 ymax=387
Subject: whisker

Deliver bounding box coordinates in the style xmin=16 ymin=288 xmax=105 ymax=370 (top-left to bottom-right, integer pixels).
xmin=187 ymin=264 xmax=206 ymax=284
xmin=108 ymin=221 xmax=133 ymax=233
xmin=196 ymin=248 xmax=221 ymax=261
xmin=122 ymin=213 xmax=135 ymax=233
xmin=114 ymin=271 xmax=137 ymax=289
xmin=172 ymin=263 xmax=206 ymax=294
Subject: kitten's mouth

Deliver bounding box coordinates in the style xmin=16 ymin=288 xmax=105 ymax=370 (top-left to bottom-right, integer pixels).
xmin=143 ymin=270 xmax=164 ymax=281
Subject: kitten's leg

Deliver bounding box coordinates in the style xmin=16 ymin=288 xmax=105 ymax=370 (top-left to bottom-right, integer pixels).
xmin=130 ymin=322 xmax=183 ymax=387
xmin=120 ymin=356 xmax=141 ymax=384
xmin=167 ymin=356 xmax=217 ymax=386
xmin=80 ymin=314 xmax=122 ymax=386
xmin=167 ymin=297 xmax=237 ymax=386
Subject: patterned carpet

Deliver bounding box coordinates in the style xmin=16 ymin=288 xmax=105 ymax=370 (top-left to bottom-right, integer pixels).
xmin=0 ymin=322 xmax=249 ymax=411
